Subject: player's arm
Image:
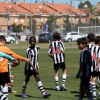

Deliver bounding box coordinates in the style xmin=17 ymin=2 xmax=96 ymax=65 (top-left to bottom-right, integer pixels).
xmin=95 ymin=57 xmax=100 ymax=71
xmin=29 ymin=62 xmax=39 ymax=74
xmin=0 ymin=52 xmax=14 ymax=61
xmin=0 ymin=52 xmax=18 ymax=65
xmin=60 ymin=42 xmax=65 ymax=60
xmin=2 ymin=47 xmax=30 ymax=62
xmin=76 ymin=63 xmax=84 ymax=78
xmin=48 ymin=44 xmax=53 ymax=59
xmin=48 ymin=53 xmax=53 ymax=59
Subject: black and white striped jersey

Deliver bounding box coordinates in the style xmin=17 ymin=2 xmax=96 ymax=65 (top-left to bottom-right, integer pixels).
xmin=90 ymin=45 xmax=100 ymax=72
xmin=25 ymin=46 xmax=40 ymax=70
xmin=80 ymin=49 xmax=92 ymax=77
xmin=48 ymin=41 xmax=65 ymax=64
xmin=8 ymin=63 xmax=11 ymax=75
xmin=87 ymin=43 xmax=95 ymax=51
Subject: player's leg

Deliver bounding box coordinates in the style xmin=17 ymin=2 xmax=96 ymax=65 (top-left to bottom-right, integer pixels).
xmin=83 ymin=77 xmax=93 ymax=100
xmin=8 ymin=75 xmax=16 ymax=93
xmin=84 ymin=86 xmax=93 ymax=100
xmin=78 ymin=84 xmax=84 ymax=100
xmin=54 ymin=63 xmax=60 ymax=90
xmin=54 ymin=69 xmax=60 ymax=91
xmin=59 ymin=62 xmax=68 ymax=91
xmin=91 ymin=76 xmax=97 ymax=99
xmin=60 ymin=68 xmax=68 ymax=91
xmin=89 ymin=76 xmax=92 ymax=94
xmin=34 ymin=71 xmax=51 ymax=98
xmin=0 ymin=72 xmax=10 ymax=100
xmin=21 ymin=75 xmax=30 ymax=98
xmin=98 ymin=76 xmax=100 ymax=98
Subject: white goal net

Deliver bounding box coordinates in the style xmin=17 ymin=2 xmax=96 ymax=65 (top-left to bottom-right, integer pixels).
xmin=78 ymin=26 xmax=100 ymax=36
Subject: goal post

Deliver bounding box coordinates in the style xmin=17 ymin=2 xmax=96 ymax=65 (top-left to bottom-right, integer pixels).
xmin=78 ymin=26 xmax=100 ymax=36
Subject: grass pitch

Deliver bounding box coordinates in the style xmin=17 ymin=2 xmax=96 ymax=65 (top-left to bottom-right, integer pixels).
xmin=6 ymin=41 xmax=89 ymax=100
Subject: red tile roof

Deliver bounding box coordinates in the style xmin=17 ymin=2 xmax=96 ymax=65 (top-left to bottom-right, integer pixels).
xmin=0 ymin=2 xmax=86 ymax=16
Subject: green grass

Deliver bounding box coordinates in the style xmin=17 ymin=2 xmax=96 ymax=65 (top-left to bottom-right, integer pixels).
xmin=6 ymin=42 xmax=90 ymax=100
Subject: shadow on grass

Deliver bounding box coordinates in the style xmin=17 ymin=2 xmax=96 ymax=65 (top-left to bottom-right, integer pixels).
xmin=15 ymin=94 xmax=42 ymax=98
xmin=44 ymin=87 xmax=56 ymax=91
xmin=70 ymin=91 xmax=87 ymax=98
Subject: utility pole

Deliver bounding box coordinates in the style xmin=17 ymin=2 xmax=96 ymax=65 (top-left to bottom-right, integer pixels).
xmin=30 ymin=0 xmax=32 ymax=34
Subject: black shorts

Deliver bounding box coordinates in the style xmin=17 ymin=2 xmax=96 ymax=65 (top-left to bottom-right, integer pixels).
xmin=91 ymin=71 xmax=98 ymax=77
xmin=0 ymin=72 xmax=10 ymax=85
xmin=54 ymin=62 xmax=66 ymax=70
xmin=80 ymin=77 xmax=90 ymax=86
xmin=24 ymin=70 xmax=38 ymax=76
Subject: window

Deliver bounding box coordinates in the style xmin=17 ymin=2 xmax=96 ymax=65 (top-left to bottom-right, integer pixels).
xmin=72 ymin=33 xmax=78 ymax=35
xmin=20 ymin=18 xmax=24 ymax=22
xmin=37 ymin=18 xmax=42 ymax=22
xmin=72 ymin=18 xmax=74 ymax=22
xmin=76 ymin=18 xmax=79 ymax=22
xmin=4 ymin=17 xmax=12 ymax=22
xmin=15 ymin=18 xmax=18 ymax=22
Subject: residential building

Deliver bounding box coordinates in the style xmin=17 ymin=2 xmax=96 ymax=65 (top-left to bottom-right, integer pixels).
xmin=0 ymin=0 xmax=87 ymax=34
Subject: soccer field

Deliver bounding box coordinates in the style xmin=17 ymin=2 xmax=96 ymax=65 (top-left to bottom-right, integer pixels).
xmin=6 ymin=42 xmax=89 ymax=100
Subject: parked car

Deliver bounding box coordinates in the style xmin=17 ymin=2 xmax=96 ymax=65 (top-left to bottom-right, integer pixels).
xmin=39 ymin=33 xmax=53 ymax=43
xmin=0 ymin=35 xmax=15 ymax=44
xmin=61 ymin=32 xmax=85 ymax=42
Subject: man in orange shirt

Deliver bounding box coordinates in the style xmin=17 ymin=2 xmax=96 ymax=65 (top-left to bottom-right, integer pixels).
xmin=0 ymin=36 xmax=31 ymax=100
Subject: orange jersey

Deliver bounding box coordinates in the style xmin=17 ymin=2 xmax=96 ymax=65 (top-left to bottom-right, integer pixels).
xmin=0 ymin=46 xmax=26 ymax=73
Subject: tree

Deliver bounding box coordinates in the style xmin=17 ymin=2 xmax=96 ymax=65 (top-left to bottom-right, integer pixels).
xmin=89 ymin=6 xmax=97 ymax=26
xmin=78 ymin=1 xmax=92 ymax=9
xmin=11 ymin=23 xmax=23 ymax=34
xmin=78 ymin=2 xmax=84 ymax=9
xmin=11 ymin=23 xmax=23 ymax=44
xmin=63 ymin=15 xmax=71 ymax=32
xmin=46 ymin=15 xmax=57 ymax=33
xmin=27 ymin=18 xmax=36 ymax=36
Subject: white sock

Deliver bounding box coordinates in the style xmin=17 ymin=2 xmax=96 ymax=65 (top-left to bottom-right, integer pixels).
xmin=62 ymin=74 xmax=67 ymax=86
xmin=37 ymin=81 xmax=45 ymax=95
xmin=55 ymin=76 xmax=59 ymax=87
xmin=2 ymin=86 xmax=8 ymax=99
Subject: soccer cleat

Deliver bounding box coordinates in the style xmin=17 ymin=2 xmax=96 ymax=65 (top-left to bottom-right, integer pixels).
xmin=56 ymin=86 xmax=60 ymax=91
xmin=21 ymin=93 xmax=28 ymax=98
xmin=43 ymin=93 xmax=51 ymax=98
xmin=60 ymin=85 xmax=68 ymax=91
xmin=8 ymin=89 xmax=17 ymax=93
xmin=11 ymin=90 xmax=17 ymax=93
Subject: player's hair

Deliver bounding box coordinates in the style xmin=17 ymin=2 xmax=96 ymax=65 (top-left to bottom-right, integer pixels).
xmin=0 ymin=35 xmax=6 ymax=42
xmin=87 ymin=33 xmax=95 ymax=42
xmin=53 ymin=32 xmax=60 ymax=40
xmin=76 ymin=37 xmax=87 ymax=46
xmin=95 ymin=36 xmax=100 ymax=44
xmin=29 ymin=36 xmax=36 ymax=42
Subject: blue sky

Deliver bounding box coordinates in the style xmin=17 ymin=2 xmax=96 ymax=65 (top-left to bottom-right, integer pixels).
xmin=2 ymin=0 xmax=100 ymax=8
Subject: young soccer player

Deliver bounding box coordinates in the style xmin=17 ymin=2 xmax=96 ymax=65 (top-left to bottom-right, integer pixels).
xmin=87 ymin=33 xmax=95 ymax=50
xmin=0 ymin=35 xmax=31 ymax=100
xmin=21 ymin=36 xmax=51 ymax=98
xmin=88 ymin=36 xmax=100 ymax=99
xmin=8 ymin=61 xmax=20 ymax=93
xmin=76 ymin=37 xmax=93 ymax=100
xmin=86 ymin=33 xmax=95 ymax=96
xmin=48 ymin=32 xmax=67 ymax=91
xmin=95 ymin=36 xmax=100 ymax=98
xmin=0 ymin=52 xmax=18 ymax=100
